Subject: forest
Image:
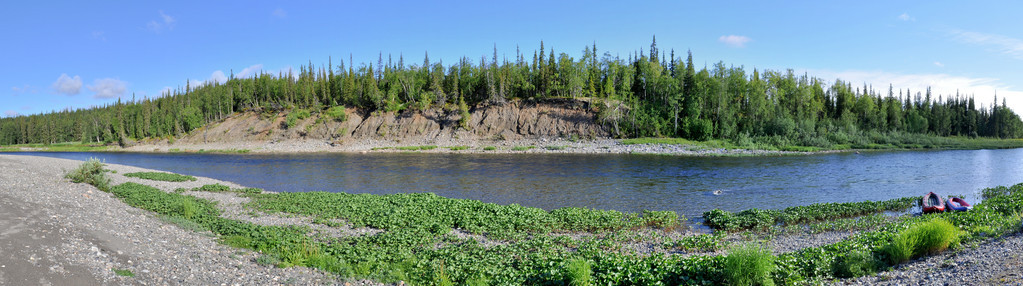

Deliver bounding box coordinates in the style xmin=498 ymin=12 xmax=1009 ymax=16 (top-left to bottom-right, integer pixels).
xmin=2 ymin=37 xmax=1022 ymax=147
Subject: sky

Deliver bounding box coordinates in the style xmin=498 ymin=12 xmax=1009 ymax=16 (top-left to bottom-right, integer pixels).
xmin=3 ymin=0 xmax=1022 ymax=117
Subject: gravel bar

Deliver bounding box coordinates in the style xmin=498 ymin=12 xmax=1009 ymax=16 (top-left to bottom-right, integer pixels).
xmin=0 ymin=154 xmax=382 ymax=285
xmin=2 ymin=153 xmax=1020 ymax=285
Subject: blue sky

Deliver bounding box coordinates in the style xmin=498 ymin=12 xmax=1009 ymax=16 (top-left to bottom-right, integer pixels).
xmin=3 ymin=1 xmax=1022 ymax=117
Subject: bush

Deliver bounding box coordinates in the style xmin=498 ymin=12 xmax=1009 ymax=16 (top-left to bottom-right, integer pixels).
xmin=325 ymin=106 xmax=347 ymax=122
xmin=65 ymin=158 xmax=111 ymax=192
xmin=724 ymin=243 xmax=775 ymax=286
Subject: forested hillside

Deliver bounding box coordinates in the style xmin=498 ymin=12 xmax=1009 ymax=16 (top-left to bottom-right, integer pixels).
xmin=2 ymin=38 xmax=1021 ymax=146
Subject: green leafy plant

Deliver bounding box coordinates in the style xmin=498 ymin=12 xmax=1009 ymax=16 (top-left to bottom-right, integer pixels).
xmin=112 ymin=268 xmax=135 ymax=277
xmin=565 ymin=258 xmax=593 ymax=286
xmin=124 ymin=171 xmax=197 ymax=182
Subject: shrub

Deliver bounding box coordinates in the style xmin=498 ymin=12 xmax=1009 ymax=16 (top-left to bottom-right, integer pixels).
xmin=325 ymin=106 xmax=347 ymax=122
xmin=65 ymin=158 xmax=111 ymax=192
xmin=724 ymin=243 xmax=775 ymax=286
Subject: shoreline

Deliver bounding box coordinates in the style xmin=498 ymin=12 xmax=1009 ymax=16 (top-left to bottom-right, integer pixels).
xmin=11 ymin=138 xmax=847 ymax=157
xmin=1 ymin=154 xmax=1020 ymax=284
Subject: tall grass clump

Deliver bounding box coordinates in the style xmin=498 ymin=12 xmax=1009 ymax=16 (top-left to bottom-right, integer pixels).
xmin=882 ymin=217 xmax=961 ymax=265
xmin=564 ymin=258 xmax=593 ymax=286
xmin=724 ymin=243 xmax=775 ymax=286
xmin=124 ymin=171 xmax=197 ymax=182
xmin=65 ymin=158 xmax=111 ymax=192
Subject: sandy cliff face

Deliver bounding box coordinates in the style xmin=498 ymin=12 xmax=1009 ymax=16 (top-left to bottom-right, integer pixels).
xmin=176 ymin=99 xmax=609 ymax=145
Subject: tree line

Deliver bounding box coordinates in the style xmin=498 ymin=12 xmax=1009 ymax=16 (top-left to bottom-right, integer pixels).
xmin=2 ymin=37 xmax=1021 ymax=146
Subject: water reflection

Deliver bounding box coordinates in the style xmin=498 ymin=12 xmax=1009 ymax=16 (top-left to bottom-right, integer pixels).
xmin=15 ymin=148 xmax=1023 ymax=218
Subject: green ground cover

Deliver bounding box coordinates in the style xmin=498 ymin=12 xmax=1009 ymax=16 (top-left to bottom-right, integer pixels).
xmin=65 ymin=160 xmax=1023 ymax=285
xmin=124 ymin=171 xmax=197 ymax=182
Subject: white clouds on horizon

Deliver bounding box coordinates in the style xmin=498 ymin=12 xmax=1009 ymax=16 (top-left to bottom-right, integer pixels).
xmin=719 ymin=35 xmax=751 ymax=48
xmin=87 ymin=78 xmax=127 ymax=99
xmin=51 ymin=74 xmax=82 ymax=95
xmin=147 ymin=10 xmax=176 ymax=32
xmin=949 ymin=29 xmax=1023 ymax=60
xmin=810 ymin=69 xmax=1023 ymax=113
xmin=898 ymin=13 xmax=915 ymax=21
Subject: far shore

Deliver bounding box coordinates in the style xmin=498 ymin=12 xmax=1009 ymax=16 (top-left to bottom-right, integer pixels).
xmin=4 ymin=138 xmax=841 ymax=157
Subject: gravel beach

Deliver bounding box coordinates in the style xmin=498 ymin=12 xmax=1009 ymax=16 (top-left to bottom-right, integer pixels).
xmin=1 ymin=153 xmax=1020 ymax=285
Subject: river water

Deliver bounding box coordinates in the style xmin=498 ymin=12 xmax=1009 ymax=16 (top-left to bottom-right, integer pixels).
xmin=15 ymin=149 xmax=1023 ymax=218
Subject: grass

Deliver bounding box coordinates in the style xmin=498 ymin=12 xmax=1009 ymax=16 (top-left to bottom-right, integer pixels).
xmin=724 ymin=243 xmax=775 ymax=286
xmin=124 ymin=171 xmax=197 ymax=182
xmin=64 ymin=158 xmax=111 ymax=192
xmin=511 ymin=146 xmax=535 ymax=151
xmin=620 ymin=135 xmax=1023 ymax=154
xmin=565 ymin=258 xmax=593 ymax=286
xmin=545 ymin=145 xmax=568 ymax=151
xmin=112 ymin=268 xmax=135 ymax=277
xmin=0 ymin=142 xmax=109 ymax=152
xmin=446 ymin=146 xmax=469 ymax=151
xmin=395 ymin=145 xmax=438 ymax=151
xmin=482 ymin=146 xmax=497 ymax=151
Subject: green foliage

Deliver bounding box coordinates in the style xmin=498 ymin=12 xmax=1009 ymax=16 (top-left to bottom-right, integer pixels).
xmin=123 ymin=171 xmax=197 ymax=182
xmin=907 ymin=218 xmax=962 ymax=256
xmin=285 ymin=109 xmax=311 ymax=129
xmin=565 ymin=258 xmax=593 ymax=286
xmin=724 ymin=243 xmax=775 ymax=286
xmin=880 ymin=230 xmax=916 ymax=265
xmin=511 ymin=146 xmax=535 ymax=151
xmin=194 ymin=184 xmax=231 ymax=192
xmin=112 ymin=268 xmax=135 ymax=277
xmin=64 ymin=158 xmax=111 ymax=192
xmin=4 ymin=40 xmax=1023 ymax=147
xmin=703 ymin=196 xmax=919 ymax=231
xmin=446 ymin=146 xmax=469 ymax=151
xmin=664 ymin=233 xmax=728 ymax=252
xmin=395 ymin=145 xmax=437 ymax=151
xmin=325 ymin=106 xmax=347 ymax=122
xmin=483 ymin=146 xmax=497 ymax=151
xmin=831 ymin=249 xmax=878 ymax=278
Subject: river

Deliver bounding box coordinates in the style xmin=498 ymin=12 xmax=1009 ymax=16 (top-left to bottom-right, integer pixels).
xmin=15 ymin=149 xmax=1023 ymax=218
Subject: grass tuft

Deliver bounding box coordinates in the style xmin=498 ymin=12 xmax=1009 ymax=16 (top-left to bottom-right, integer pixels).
xmin=65 ymin=158 xmax=111 ymax=192
xmin=724 ymin=243 xmax=775 ymax=286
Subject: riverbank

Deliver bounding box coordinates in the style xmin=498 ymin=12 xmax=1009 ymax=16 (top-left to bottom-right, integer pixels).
xmin=2 ymin=154 xmax=1021 ymax=284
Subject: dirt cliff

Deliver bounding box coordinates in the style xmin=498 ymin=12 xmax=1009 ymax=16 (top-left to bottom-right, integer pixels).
xmin=176 ymin=98 xmax=610 ymax=146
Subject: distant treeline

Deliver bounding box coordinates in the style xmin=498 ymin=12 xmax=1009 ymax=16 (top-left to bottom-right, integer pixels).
xmin=2 ymin=37 xmax=1021 ymax=146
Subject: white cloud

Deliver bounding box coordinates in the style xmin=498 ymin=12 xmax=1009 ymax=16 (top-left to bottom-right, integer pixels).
xmin=3 ymin=110 xmax=18 ymax=117
xmin=272 ymin=8 xmax=287 ymax=19
xmin=898 ymin=13 xmax=915 ymax=21
xmin=147 ymin=10 xmax=176 ymax=32
xmin=810 ymin=69 xmax=1023 ymax=114
xmin=11 ymin=84 xmax=34 ymax=95
xmin=949 ymin=29 xmax=1023 ymax=60
xmin=210 ymin=70 xmax=228 ymax=84
xmin=236 ymin=64 xmax=264 ymax=78
xmin=51 ymin=74 xmax=82 ymax=95
xmin=719 ymin=35 xmax=752 ymax=48
xmin=933 ymin=61 xmax=944 ymax=67
xmin=87 ymin=78 xmax=128 ymax=99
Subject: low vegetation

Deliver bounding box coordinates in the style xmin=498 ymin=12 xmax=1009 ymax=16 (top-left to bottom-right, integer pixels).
xmin=64 ymin=158 xmax=111 ymax=192
xmin=703 ymin=196 xmax=919 ymax=232
xmin=124 ymin=171 xmax=197 ymax=182
xmin=64 ymin=160 xmax=1023 ymax=285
